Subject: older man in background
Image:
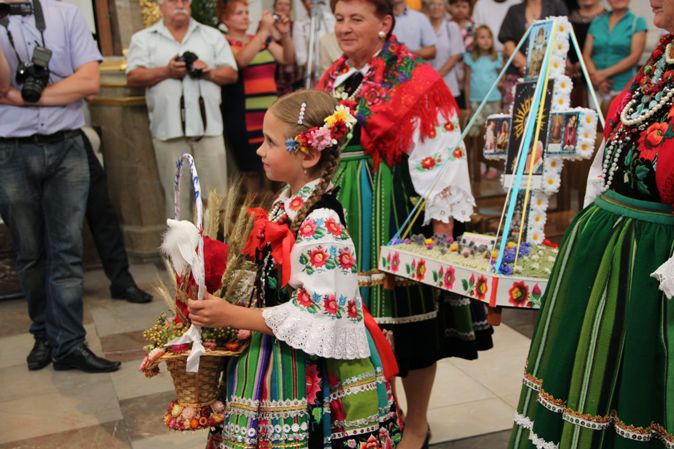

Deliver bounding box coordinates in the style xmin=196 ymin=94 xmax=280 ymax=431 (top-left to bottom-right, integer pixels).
xmin=126 ymin=0 xmax=237 ymax=218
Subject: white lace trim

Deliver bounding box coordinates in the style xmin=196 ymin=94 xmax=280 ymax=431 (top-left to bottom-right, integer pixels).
xmin=424 ymin=185 xmax=475 ymax=225
xmin=529 ymin=430 xmax=560 ymax=449
xmin=514 ymin=413 xmax=534 ymax=430
xmin=263 ymin=302 xmax=371 ymax=359
xmin=374 ymin=310 xmax=437 ymax=324
xmin=651 ymin=255 xmax=674 ymax=300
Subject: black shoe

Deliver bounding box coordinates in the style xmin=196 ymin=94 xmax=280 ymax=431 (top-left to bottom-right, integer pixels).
xmin=53 ymin=343 xmax=121 ymax=373
xmin=110 ymin=284 xmax=153 ymax=303
xmin=26 ymin=338 xmax=52 ymax=371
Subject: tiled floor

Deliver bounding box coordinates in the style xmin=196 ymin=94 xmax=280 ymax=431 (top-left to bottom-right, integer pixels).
xmin=0 ymin=263 xmax=535 ymax=449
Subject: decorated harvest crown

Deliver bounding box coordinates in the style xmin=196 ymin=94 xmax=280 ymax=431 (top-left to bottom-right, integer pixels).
xmin=285 ymin=102 xmax=357 ymax=154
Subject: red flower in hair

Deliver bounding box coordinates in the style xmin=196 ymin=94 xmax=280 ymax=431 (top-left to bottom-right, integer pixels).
xmin=331 ymin=119 xmax=348 ymax=140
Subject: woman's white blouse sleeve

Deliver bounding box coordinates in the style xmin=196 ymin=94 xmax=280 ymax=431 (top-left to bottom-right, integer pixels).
xmin=406 ymin=111 xmax=476 ymax=224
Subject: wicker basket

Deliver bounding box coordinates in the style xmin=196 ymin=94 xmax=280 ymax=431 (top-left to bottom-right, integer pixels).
xmin=159 ymin=154 xmax=230 ymax=431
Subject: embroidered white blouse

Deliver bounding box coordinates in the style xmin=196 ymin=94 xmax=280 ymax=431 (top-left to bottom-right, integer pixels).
xmin=262 ymin=181 xmax=372 ymax=359
xmin=332 ymin=65 xmax=476 ymax=225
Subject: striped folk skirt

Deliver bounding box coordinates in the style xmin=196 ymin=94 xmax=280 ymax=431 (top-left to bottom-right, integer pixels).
xmin=509 ymin=190 xmax=674 ymax=449
xmin=207 ymin=331 xmax=401 ymax=449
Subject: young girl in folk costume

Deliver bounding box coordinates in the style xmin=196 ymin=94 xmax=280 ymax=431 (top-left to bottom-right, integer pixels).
xmin=188 ymin=90 xmax=402 ymax=449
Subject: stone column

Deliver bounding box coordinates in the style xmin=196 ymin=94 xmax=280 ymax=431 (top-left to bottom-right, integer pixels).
xmin=88 ymin=58 xmax=165 ymax=259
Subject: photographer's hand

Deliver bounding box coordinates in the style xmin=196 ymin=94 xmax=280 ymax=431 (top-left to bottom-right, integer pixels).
xmin=0 ymin=88 xmax=26 ymax=106
xmin=167 ymin=56 xmax=187 ymax=79
xmin=0 ymin=46 xmax=10 ymax=96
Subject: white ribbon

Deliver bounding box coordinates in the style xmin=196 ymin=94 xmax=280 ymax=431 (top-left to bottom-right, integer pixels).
xmin=168 ymin=153 xmax=207 ymax=372
xmin=165 ymin=324 xmax=205 ymax=372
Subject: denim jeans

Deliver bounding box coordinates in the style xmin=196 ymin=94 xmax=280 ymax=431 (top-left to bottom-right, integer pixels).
xmin=0 ymin=135 xmax=89 ymax=357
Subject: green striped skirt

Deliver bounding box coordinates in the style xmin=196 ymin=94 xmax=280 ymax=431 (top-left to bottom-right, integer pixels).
xmin=207 ymin=332 xmax=401 ymax=449
xmin=333 ymin=145 xmax=493 ymax=375
xmin=509 ymin=190 xmax=674 ymax=449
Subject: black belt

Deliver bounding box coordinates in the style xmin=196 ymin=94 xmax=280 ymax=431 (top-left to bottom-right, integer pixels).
xmin=0 ymin=129 xmax=81 ymax=145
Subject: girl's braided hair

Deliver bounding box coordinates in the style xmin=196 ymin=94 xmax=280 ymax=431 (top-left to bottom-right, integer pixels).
xmin=269 ymin=90 xmax=350 ymax=232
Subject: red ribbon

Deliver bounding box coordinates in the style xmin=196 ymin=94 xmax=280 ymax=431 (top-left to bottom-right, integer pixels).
xmin=362 ymin=306 xmax=398 ymax=381
xmin=243 ymin=208 xmax=296 ymax=287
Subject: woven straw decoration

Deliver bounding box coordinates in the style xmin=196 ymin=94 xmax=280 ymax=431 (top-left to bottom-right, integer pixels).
xmin=166 ymin=356 xmax=224 ymax=407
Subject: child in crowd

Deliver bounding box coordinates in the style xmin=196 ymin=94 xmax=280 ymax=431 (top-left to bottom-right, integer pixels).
xmin=188 ymin=90 xmax=402 ymax=449
xmin=449 ymin=0 xmax=474 ymax=52
xmin=464 ymin=25 xmax=502 ymax=179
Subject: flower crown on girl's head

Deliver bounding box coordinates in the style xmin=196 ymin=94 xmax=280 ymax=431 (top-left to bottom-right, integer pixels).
xmin=285 ymin=102 xmax=357 ymax=154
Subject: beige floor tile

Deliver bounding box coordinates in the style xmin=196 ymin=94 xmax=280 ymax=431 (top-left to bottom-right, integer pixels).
xmin=89 ymin=298 xmax=171 ymax=337
xmin=394 ymin=361 xmax=495 ymax=412
xmin=0 ymin=420 xmax=132 ymax=449
xmin=449 ymin=325 xmax=528 ymax=407
xmin=111 ymin=359 xmax=175 ymax=401
xmin=0 ymin=375 xmax=123 ymax=444
xmin=427 ymin=398 xmax=516 ymax=443
xmin=131 ymin=430 xmax=209 ymax=449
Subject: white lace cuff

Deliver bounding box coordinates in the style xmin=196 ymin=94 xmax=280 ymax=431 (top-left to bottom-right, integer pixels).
xmin=424 ymin=185 xmax=475 ymax=225
xmin=651 ymin=255 xmax=674 ymax=300
xmin=263 ymin=302 xmax=371 ymax=359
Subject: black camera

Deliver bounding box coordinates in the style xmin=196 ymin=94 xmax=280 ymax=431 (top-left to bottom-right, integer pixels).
xmin=15 ymin=46 xmax=52 ymax=103
xmin=176 ymin=51 xmax=202 ymax=79
xmin=0 ymin=2 xmax=32 ymax=19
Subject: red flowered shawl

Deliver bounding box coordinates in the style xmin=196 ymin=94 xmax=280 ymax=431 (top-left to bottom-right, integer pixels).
xmin=317 ymin=36 xmax=458 ymax=169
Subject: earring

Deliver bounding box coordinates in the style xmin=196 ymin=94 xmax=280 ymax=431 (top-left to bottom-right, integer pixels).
xmin=304 ymin=169 xmax=308 ymax=174
xmin=378 ymin=31 xmax=386 ymax=39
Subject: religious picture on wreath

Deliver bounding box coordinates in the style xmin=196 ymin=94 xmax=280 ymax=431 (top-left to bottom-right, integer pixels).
xmin=485 ymin=116 xmax=510 ymax=157
xmin=508 ymin=191 xmax=531 ymax=241
xmin=526 ymin=22 xmax=552 ymax=79
xmin=548 ymin=114 xmax=564 ymax=149
xmin=562 ymin=113 xmax=578 ymax=153
xmin=505 ymin=80 xmax=554 ymax=177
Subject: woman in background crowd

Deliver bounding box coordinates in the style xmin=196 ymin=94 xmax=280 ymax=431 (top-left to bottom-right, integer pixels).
xmin=426 ymin=0 xmax=466 ymax=107
xmin=567 ymin=0 xmax=606 ymax=107
xmin=273 ymin=0 xmax=301 ymax=95
xmin=217 ymin=0 xmax=295 ymax=193
xmin=583 ymin=0 xmax=646 ymax=110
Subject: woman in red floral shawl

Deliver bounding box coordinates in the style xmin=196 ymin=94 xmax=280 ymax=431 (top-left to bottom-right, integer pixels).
xmin=317 ymin=0 xmax=494 ymax=448
xmin=508 ymin=2 xmax=674 ymax=448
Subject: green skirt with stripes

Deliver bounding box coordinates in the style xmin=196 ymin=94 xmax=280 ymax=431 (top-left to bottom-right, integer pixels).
xmin=508 ymin=190 xmax=674 ymax=449
xmin=207 ymin=332 xmax=401 ymax=449
xmin=334 ymin=145 xmax=493 ymax=375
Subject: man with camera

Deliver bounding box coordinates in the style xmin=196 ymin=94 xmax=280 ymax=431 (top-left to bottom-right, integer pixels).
xmin=0 ymin=0 xmax=121 ymax=373
xmin=126 ymin=0 xmax=238 ymax=218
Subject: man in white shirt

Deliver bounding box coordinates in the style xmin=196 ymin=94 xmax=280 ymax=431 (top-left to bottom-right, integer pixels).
xmin=392 ymin=0 xmax=436 ymax=59
xmin=126 ymin=0 xmax=237 ymax=218
xmin=471 ymin=0 xmax=519 ymax=51
xmin=293 ymin=0 xmax=335 ymax=83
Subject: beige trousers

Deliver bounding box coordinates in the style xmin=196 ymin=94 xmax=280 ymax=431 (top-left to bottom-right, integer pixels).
xmin=152 ymin=135 xmax=230 ymax=220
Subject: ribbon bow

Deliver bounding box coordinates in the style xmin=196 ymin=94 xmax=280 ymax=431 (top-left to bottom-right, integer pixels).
xmin=243 ymin=208 xmax=296 ymax=287
xmin=362 ymin=306 xmax=398 ymax=381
